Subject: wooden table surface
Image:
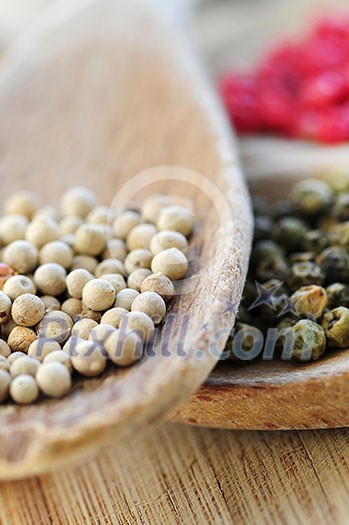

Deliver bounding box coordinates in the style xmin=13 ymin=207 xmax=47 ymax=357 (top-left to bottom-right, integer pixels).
xmin=0 ymin=422 xmax=347 ymax=524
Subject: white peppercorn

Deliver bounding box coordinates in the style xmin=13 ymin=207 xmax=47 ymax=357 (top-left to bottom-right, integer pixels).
xmin=71 ymin=255 xmax=98 ymax=273
xmin=61 ymin=298 xmax=82 ymax=319
xmin=126 ymin=223 xmax=157 ymax=251
xmin=39 ymin=240 xmax=73 ymax=269
xmin=4 ymin=191 xmax=40 ymax=219
xmin=82 ymin=279 xmax=116 ymax=311
xmin=122 ymin=311 xmax=154 ymax=342
xmin=0 ymin=215 xmax=28 ymax=245
xmin=10 ymin=356 xmax=40 ymax=378
xmin=141 ymin=194 xmax=170 ymax=224
xmin=11 ymin=294 xmax=45 ymax=327
xmin=0 ymin=369 xmax=10 ymax=401
xmin=95 ymin=258 xmax=125 ymax=277
xmin=40 ymin=295 xmax=61 ymax=312
xmin=124 ymin=249 xmax=152 ymax=275
xmin=3 ymin=275 xmax=36 ymax=300
xmin=0 ymin=291 xmax=12 ymax=325
xmin=34 ymin=263 xmax=67 ymax=295
xmin=8 ymin=326 xmax=37 ymax=352
xmin=89 ymin=323 xmax=117 ymax=345
xmin=72 ymin=319 xmax=98 ymax=339
xmin=79 ymin=305 xmax=102 ymax=323
xmin=66 ymin=269 xmax=94 ymax=299
xmin=114 ymin=288 xmax=139 ymax=310
xmin=100 ymin=307 xmax=128 ymax=328
xmin=101 ymin=274 xmax=127 ymax=294
xmin=43 ymin=350 xmax=73 ymax=372
xmin=60 ymin=187 xmax=96 ymax=218
xmin=3 ymin=240 xmax=38 ymax=274
xmin=59 ymin=215 xmax=83 ymax=235
xmin=26 ymin=216 xmax=59 ymax=248
xmin=7 ymin=351 xmax=26 ymax=364
xmin=149 ymin=230 xmax=188 ymax=255
xmin=74 ymin=224 xmax=106 ymax=256
xmin=10 ymin=374 xmax=39 ymax=404
xmin=37 ymin=311 xmax=73 ymax=344
xmin=36 ymin=362 xmax=72 ymax=398
xmin=102 ymin=239 xmax=127 ymax=261
xmin=157 ymin=205 xmax=193 ymax=236
xmin=28 ymin=337 xmax=61 ymax=361
xmin=127 ymin=269 xmax=152 ymax=291
xmin=71 ymin=339 xmax=106 ymax=376
xmin=141 ymin=272 xmax=175 ymax=302
xmin=86 ymin=205 xmax=110 ymax=224
xmin=131 ymin=292 xmax=166 ymax=324
xmin=0 ymin=339 xmax=10 ymax=358
xmin=151 ymin=248 xmax=188 ymax=280
xmin=104 ymin=329 xmax=143 ymax=366
xmin=113 ymin=210 xmax=140 ymax=240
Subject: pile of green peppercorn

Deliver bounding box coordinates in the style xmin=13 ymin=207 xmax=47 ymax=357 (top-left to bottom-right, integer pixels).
xmin=230 ymin=172 xmax=349 ymax=362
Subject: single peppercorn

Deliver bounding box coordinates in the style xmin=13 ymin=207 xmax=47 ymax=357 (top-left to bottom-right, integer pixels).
xmin=290 ymin=179 xmax=333 ymax=215
xmin=82 ymin=279 xmax=116 ymax=311
xmin=316 ymin=247 xmax=349 ymax=283
xmin=3 ymin=275 xmax=36 ymax=300
xmin=280 ymin=319 xmax=326 ymax=361
xmin=11 ymin=294 xmax=45 ymax=327
xmin=288 ymin=261 xmax=324 ymax=291
xmin=291 ymin=285 xmax=328 ymax=320
xmin=326 ymin=283 xmax=349 ymax=309
xmin=273 ymin=216 xmax=309 ymax=252
xmin=322 ymin=307 xmax=349 ymax=348
xmin=10 ymin=374 xmax=39 ymax=404
xmin=131 ymin=292 xmax=166 ymax=325
xmin=303 ymin=229 xmax=329 ymax=253
xmin=36 ymin=362 xmax=72 ymax=398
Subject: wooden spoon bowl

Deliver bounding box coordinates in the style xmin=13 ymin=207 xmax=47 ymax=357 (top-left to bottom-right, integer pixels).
xmin=174 ymin=172 xmax=349 ymax=430
xmin=0 ymin=0 xmax=252 ymax=478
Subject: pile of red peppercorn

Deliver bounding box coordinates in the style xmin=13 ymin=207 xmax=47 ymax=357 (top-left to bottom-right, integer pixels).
xmin=219 ymin=13 xmax=349 ymax=143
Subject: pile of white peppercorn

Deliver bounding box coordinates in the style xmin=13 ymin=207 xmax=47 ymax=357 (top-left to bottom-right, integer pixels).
xmin=0 ymin=187 xmax=193 ymax=405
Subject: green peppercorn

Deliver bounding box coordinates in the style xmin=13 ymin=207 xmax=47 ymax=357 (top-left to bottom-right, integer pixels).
xmin=276 ymin=316 xmax=295 ymax=331
xmin=291 ymin=285 xmax=328 ymax=320
xmin=316 ymin=247 xmax=349 ymax=283
xmin=252 ymin=240 xmax=284 ymax=264
xmin=290 ymin=179 xmax=333 ymax=216
xmin=254 ymin=254 xmax=288 ymax=282
xmin=272 ymin=216 xmax=309 ymax=252
xmin=332 ymin=193 xmax=349 ymax=221
xmin=303 ymin=229 xmax=329 ymax=253
xmin=324 ymin=171 xmax=349 ymax=193
xmin=329 ymin=221 xmax=349 ymax=249
xmin=288 ymin=261 xmax=324 ymax=291
xmin=322 ymin=307 xmax=349 ymax=348
xmin=254 ymin=215 xmax=273 ymax=242
xmin=326 ymin=283 xmax=349 ymax=309
xmin=289 ymin=252 xmax=315 ymax=264
xmin=228 ymin=323 xmax=261 ymax=361
xmin=279 ymin=319 xmax=326 ymax=361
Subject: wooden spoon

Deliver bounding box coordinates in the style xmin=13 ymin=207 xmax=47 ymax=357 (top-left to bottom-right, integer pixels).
xmin=0 ymin=0 xmax=252 ymax=478
xmin=173 ymin=172 xmax=349 ymax=431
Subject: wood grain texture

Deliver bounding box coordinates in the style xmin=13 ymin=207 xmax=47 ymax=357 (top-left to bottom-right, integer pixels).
xmin=0 ymin=0 xmax=252 ymax=478
xmin=0 ymin=423 xmax=348 ymax=524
